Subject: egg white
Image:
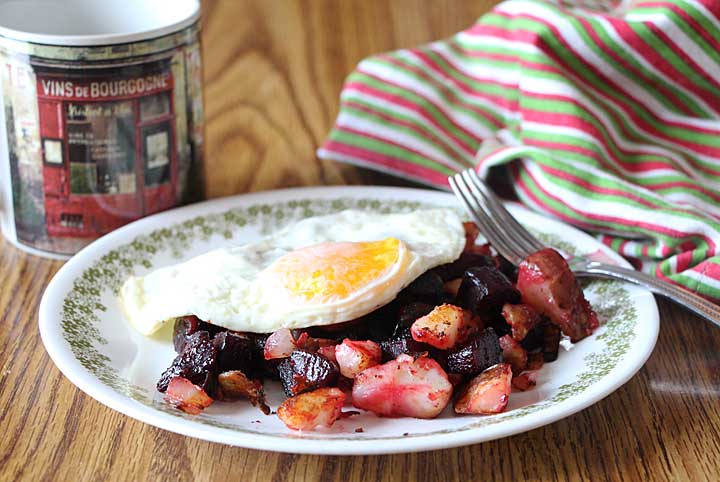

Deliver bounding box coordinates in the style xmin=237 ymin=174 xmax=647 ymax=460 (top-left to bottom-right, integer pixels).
xmin=121 ymin=208 xmax=465 ymax=335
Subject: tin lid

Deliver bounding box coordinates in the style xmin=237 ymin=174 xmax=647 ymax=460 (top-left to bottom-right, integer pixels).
xmin=0 ymin=0 xmax=200 ymax=47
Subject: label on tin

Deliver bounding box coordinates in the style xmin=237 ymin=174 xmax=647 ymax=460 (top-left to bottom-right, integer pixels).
xmin=0 ymin=25 xmax=204 ymax=256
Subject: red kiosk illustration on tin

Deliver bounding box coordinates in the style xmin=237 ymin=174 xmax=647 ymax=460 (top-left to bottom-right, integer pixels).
xmin=35 ymin=62 xmax=178 ymax=238
xmin=1 ymin=23 xmax=203 ymax=257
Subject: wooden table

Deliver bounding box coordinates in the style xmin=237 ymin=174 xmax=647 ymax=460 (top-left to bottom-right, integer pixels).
xmin=2 ymin=1 xmax=719 ymax=480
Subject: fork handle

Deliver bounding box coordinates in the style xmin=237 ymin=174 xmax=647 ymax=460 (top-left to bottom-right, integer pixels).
xmin=577 ymin=263 xmax=720 ymax=329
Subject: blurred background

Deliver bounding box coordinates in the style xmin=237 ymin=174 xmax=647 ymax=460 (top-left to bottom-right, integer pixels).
xmin=200 ymin=0 xmax=495 ymax=196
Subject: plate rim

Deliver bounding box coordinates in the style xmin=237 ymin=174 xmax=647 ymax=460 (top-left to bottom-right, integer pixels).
xmin=38 ymin=185 xmax=659 ymax=454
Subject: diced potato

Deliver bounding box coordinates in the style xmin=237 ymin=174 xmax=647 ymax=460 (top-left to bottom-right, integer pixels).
xmin=517 ymin=249 xmax=598 ymax=342
xmin=164 ymin=376 xmax=214 ymax=415
xmin=263 ymin=328 xmax=296 ymax=360
xmin=454 ymin=363 xmax=512 ymax=415
xmin=335 ymin=339 xmax=382 ymax=378
xmin=277 ymin=387 xmax=346 ymax=431
xmin=352 ymin=354 xmax=452 ymax=419
xmin=410 ymin=303 xmax=477 ymax=350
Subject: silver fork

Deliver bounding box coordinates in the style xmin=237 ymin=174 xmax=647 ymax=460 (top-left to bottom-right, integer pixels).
xmin=449 ymin=169 xmax=720 ymax=328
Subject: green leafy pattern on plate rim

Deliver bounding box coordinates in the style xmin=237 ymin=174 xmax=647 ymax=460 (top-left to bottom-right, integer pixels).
xmin=60 ymin=198 xmax=636 ymax=440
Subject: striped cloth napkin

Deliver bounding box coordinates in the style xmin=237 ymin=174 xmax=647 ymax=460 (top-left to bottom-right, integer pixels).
xmin=318 ymin=0 xmax=720 ymax=302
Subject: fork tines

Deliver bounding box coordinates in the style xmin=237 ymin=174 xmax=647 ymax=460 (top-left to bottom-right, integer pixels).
xmin=448 ymin=169 xmax=545 ymax=266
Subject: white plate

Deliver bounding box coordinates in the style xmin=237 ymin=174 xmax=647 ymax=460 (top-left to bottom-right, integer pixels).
xmin=39 ymin=186 xmax=659 ymax=455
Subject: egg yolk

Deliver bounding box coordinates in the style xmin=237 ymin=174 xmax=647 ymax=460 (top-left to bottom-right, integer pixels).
xmin=265 ymin=237 xmax=406 ymax=302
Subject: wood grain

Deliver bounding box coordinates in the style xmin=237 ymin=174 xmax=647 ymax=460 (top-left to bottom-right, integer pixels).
xmin=1 ymin=1 xmax=719 ymax=481
xmin=201 ymin=0 xmax=492 ymax=195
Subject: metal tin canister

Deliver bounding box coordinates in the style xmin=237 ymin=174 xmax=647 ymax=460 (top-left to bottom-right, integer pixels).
xmin=0 ymin=0 xmax=204 ymax=258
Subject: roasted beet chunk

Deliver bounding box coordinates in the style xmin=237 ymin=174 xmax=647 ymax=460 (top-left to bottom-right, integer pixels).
xmin=517 ymin=248 xmax=599 ymax=342
xmin=307 ymin=305 xmax=397 ymax=342
xmin=456 ymin=267 xmax=520 ymax=318
xmin=496 ymin=255 xmax=518 ymax=283
xmin=244 ymin=333 xmax=284 ymax=379
xmin=397 ymin=302 xmax=435 ymax=330
xmin=487 ymin=317 xmax=512 ymax=338
xmin=198 ymin=320 xmax=223 ymax=336
xmin=447 ymin=328 xmax=501 ymax=376
xmin=278 ymin=350 xmax=340 ymax=397
xmin=362 ymin=300 xmax=402 ymax=341
xmin=173 ymin=316 xmax=200 ymax=353
xmin=213 ymin=332 xmax=258 ymax=377
xmin=380 ymin=327 xmax=434 ymax=361
xmin=542 ymin=322 xmax=562 ymax=362
xmin=431 ymin=252 xmax=495 ymax=282
xmin=402 ymin=272 xmax=444 ymax=301
xmin=172 ymin=316 xmax=223 ymax=353
xmin=158 ymin=331 xmax=218 ymax=394
xmin=519 ymin=321 xmax=545 ymax=352
xmin=248 ymin=332 xmax=269 ymax=353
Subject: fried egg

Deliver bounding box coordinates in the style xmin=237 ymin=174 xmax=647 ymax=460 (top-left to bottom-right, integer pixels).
xmin=121 ymin=208 xmax=465 ymax=335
